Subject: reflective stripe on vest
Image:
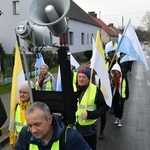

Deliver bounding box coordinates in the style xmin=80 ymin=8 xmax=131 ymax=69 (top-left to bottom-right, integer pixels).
xmin=15 ymin=105 xmax=27 ymax=137
xmin=29 ymin=140 xmax=59 ymax=150
xmin=76 ymin=83 xmax=97 ymax=125
xmin=35 ymin=80 xmax=52 ymax=91
xmin=121 ymin=79 xmax=126 ymax=98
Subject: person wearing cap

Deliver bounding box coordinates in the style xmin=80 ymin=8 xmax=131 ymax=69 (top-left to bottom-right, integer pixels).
xmin=9 ymin=81 xmax=34 ymax=150
xmin=74 ymin=67 xmax=108 ymax=150
xmin=35 ymin=64 xmax=56 ymax=91
xmin=111 ymin=63 xmax=129 ymax=127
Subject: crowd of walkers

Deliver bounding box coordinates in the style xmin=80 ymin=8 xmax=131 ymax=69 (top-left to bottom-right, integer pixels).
xmin=0 ymin=50 xmax=133 ymax=149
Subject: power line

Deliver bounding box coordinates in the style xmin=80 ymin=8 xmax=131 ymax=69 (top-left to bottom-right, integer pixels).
xmin=101 ymin=10 xmax=150 ymax=17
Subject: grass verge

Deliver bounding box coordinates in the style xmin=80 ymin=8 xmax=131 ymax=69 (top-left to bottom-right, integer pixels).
xmin=0 ymin=85 xmax=11 ymax=95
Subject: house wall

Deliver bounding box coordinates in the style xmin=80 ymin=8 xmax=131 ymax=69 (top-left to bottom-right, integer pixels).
xmin=0 ymin=1 xmax=100 ymax=55
xmin=100 ymin=29 xmax=110 ymax=45
xmin=68 ymin=19 xmax=100 ymax=53
xmin=0 ymin=0 xmax=32 ymax=54
xmin=100 ymin=29 xmax=118 ymax=46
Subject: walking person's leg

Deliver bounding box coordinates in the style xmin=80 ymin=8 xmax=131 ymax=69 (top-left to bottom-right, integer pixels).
xmin=99 ymin=113 xmax=106 ymax=140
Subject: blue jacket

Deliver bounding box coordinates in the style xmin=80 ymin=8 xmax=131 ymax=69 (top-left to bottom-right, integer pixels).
xmin=15 ymin=115 xmax=92 ymax=150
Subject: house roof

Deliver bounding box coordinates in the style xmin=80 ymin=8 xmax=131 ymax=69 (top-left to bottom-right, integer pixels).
xmin=108 ymin=23 xmax=122 ymax=34
xmin=90 ymin=16 xmax=118 ymax=37
xmin=67 ymin=0 xmax=100 ymax=27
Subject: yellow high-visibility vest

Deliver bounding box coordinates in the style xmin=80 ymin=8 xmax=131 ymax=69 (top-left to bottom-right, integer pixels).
xmin=121 ymin=78 xmax=126 ymax=98
xmin=35 ymin=80 xmax=52 ymax=91
xmin=15 ymin=106 xmax=27 ymax=137
xmin=72 ymin=71 xmax=77 ymax=85
xmin=75 ymin=83 xmax=97 ymax=125
xmin=29 ymin=140 xmax=59 ymax=150
xmin=29 ymin=126 xmax=70 ymax=149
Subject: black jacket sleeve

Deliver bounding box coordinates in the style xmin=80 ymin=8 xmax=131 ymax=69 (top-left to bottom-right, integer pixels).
xmin=0 ymin=97 xmax=7 ymax=127
xmin=0 ymin=97 xmax=7 ymax=136
xmin=15 ymin=126 xmax=31 ymax=150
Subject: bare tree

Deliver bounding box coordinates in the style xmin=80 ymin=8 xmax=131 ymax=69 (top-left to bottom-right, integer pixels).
xmin=141 ymin=11 xmax=150 ymax=31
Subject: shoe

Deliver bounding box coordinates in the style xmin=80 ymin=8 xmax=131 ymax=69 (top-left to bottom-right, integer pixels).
xmin=99 ymin=131 xmax=104 ymax=140
xmin=118 ymin=120 xmax=122 ymax=127
xmin=114 ymin=118 xmax=119 ymax=125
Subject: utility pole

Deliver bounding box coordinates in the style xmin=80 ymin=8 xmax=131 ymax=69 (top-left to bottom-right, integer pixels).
xmin=122 ymin=16 xmax=124 ymax=32
xmin=99 ymin=11 xmax=101 ymax=19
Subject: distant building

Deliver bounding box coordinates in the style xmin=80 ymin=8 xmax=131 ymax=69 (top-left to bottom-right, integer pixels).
xmin=0 ymin=0 xmax=100 ymax=55
xmin=88 ymin=11 xmax=121 ymax=45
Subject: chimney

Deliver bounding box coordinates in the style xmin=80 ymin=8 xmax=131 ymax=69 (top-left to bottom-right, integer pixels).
xmin=108 ymin=23 xmax=114 ymax=27
xmin=88 ymin=11 xmax=97 ymax=18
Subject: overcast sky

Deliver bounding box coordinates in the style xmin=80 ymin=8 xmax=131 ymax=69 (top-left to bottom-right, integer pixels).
xmin=73 ymin=0 xmax=150 ymax=29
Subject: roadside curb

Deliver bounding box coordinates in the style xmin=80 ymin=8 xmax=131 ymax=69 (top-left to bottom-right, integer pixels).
xmin=0 ymin=134 xmax=9 ymax=148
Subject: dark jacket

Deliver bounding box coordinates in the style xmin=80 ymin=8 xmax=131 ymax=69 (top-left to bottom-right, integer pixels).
xmin=75 ymin=85 xmax=109 ymax=137
xmin=112 ymin=77 xmax=129 ymax=102
xmin=0 ymin=97 xmax=7 ymax=136
xmin=15 ymin=115 xmax=92 ymax=150
xmin=118 ymin=57 xmax=128 ymax=78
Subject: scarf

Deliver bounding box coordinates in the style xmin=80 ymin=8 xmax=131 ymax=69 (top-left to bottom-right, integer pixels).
xmin=18 ymin=101 xmax=31 ymax=123
xmin=113 ymin=76 xmax=121 ymax=90
xmin=38 ymin=75 xmax=46 ymax=87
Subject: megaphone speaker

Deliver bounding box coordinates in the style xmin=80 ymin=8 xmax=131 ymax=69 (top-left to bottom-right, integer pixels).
xmin=16 ymin=21 xmax=52 ymax=47
xmin=29 ymin=0 xmax=70 ymax=37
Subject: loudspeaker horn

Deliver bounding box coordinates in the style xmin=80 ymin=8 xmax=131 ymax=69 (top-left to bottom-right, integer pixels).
xmin=16 ymin=20 xmax=52 ymax=47
xmin=29 ymin=0 xmax=70 ymax=37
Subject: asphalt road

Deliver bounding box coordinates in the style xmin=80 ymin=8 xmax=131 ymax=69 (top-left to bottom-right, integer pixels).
xmin=2 ymin=47 xmax=150 ymax=150
xmin=97 ymin=48 xmax=150 ymax=150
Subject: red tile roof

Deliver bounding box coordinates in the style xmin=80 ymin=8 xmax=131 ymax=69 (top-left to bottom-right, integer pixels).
xmin=90 ymin=15 xmax=119 ymax=37
xmin=108 ymin=23 xmax=122 ymax=34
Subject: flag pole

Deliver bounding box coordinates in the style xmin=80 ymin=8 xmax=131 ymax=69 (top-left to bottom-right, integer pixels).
xmin=22 ymin=50 xmax=33 ymax=103
xmin=108 ymin=52 xmax=117 ymax=73
xmin=117 ymin=19 xmax=131 ymax=52
xmin=82 ymin=68 xmax=93 ymax=125
xmin=15 ymin=30 xmax=33 ymax=103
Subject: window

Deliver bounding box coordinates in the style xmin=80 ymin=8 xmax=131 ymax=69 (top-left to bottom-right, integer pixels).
xmin=13 ymin=1 xmax=20 ymax=15
xmin=81 ymin=33 xmax=85 ymax=45
xmin=87 ymin=34 xmax=89 ymax=44
xmin=91 ymin=34 xmax=93 ymax=44
xmin=69 ymin=32 xmax=74 ymax=45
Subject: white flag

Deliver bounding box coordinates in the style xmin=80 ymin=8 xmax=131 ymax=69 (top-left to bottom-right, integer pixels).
xmin=91 ymin=31 xmax=112 ymax=107
xmin=117 ymin=20 xmax=149 ymax=70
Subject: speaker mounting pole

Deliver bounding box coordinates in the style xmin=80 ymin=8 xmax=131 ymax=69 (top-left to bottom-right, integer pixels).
xmin=58 ymin=46 xmax=76 ymax=125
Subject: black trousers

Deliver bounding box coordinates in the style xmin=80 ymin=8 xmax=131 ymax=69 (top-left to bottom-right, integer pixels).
xmin=100 ymin=112 xmax=106 ymax=131
xmin=83 ymin=134 xmax=97 ymax=150
xmin=112 ymin=91 xmax=125 ymax=120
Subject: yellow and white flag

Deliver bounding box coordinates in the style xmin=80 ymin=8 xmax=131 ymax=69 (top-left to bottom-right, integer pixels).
xmin=9 ymin=43 xmax=25 ymax=131
xmin=91 ymin=31 xmax=112 ymax=107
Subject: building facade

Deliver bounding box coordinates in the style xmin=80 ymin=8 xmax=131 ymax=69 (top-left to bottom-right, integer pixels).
xmin=0 ymin=0 xmax=100 ymax=55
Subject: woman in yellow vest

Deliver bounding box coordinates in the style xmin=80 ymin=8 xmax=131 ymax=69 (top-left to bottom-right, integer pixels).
xmin=75 ymin=67 xmax=108 ymax=150
xmin=35 ymin=64 xmax=56 ymax=91
xmin=9 ymin=81 xmax=34 ymax=150
xmin=111 ymin=63 xmax=129 ymax=127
